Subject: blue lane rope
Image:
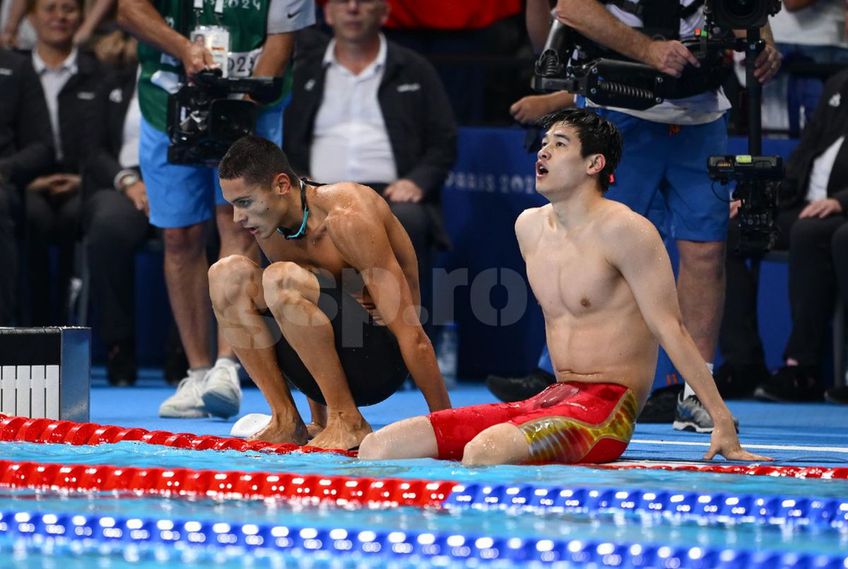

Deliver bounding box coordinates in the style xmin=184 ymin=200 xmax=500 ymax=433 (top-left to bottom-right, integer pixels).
xmin=443 ymin=484 xmax=848 ymax=530
xmin=1 ymin=510 xmax=846 ymax=568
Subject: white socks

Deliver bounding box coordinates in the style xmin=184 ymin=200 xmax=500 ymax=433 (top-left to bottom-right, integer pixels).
xmin=684 ymin=362 xmax=714 ymax=399
xmin=214 ymin=357 xmax=238 ymax=368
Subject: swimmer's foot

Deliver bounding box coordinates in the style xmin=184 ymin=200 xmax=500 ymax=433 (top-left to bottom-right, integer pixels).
xmin=248 ymin=414 xmax=308 ymax=445
xmin=305 ymin=422 xmax=325 ymax=439
xmin=309 ymin=412 xmax=372 ymax=451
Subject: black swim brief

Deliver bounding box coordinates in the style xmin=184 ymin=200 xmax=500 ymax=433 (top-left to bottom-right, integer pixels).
xmin=273 ymin=283 xmax=409 ymax=406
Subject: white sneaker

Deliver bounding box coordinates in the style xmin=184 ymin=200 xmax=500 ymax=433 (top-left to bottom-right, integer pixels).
xmin=159 ymin=368 xmax=209 ymax=418
xmin=200 ymin=358 xmax=242 ymax=419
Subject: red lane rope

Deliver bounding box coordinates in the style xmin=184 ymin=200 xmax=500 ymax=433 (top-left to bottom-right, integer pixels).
xmin=595 ymin=462 xmax=848 ymax=479
xmin=2 ymin=414 xmax=845 ymax=479
xmin=0 ymin=459 xmax=456 ymax=507
xmin=0 ymin=414 xmax=355 ymax=457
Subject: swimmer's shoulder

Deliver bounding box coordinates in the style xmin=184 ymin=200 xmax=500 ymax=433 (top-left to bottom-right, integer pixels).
xmin=597 ymin=201 xmax=663 ymax=252
xmin=318 ymin=182 xmax=389 ymax=220
xmin=515 ymin=205 xmax=547 ymax=235
xmin=320 ymin=183 xmax=391 ymax=245
xmin=515 ymin=205 xmax=548 ymax=255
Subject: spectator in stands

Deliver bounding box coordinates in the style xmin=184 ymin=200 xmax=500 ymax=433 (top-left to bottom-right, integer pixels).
xmin=24 ymin=0 xmax=102 ymax=326
xmin=750 ymin=68 xmax=848 ymax=404
xmin=2 ymin=0 xmax=113 ymax=48
xmin=489 ymin=0 xmax=781 ymax=433
xmin=81 ymin=31 xmax=150 ymax=386
xmin=767 ymin=0 xmax=848 ymax=137
xmin=118 ymin=0 xmax=315 ymax=419
xmin=0 ymin=46 xmax=53 ymax=325
xmin=284 ymin=0 xmax=457 ymax=341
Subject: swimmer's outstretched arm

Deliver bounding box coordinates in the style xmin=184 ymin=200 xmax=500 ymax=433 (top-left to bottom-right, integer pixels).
xmin=328 ymin=213 xmax=452 ymax=413
xmin=608 ymin=212 xmax=772 ymax=463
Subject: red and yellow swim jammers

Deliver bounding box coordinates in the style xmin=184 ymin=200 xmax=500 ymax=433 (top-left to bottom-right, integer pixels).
xmin=428 ymin=381 xmax=638 ymax=464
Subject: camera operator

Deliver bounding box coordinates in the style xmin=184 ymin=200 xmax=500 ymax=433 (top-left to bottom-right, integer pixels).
xmin=117 ymin=0 xmax=315 ymax=420
xmin=532 ymin=0 xmax=780 ymax=432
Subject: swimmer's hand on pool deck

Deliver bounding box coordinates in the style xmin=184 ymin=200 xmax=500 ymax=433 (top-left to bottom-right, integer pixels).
xmin=705 ymin=420 xmax=773 ymax=462
xmin=677 ymin=371 xmax=772 ymax=462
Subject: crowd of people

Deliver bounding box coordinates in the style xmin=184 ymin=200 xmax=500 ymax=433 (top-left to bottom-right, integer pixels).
xmin=0 ymin=0 xmax=845 ymax=457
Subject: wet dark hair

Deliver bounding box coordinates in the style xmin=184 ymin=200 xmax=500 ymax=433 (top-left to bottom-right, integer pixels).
xmin=540 ymin=108 xmax=623 ymax=192
xmin=219 ymin=135 xmax=299 ymax=189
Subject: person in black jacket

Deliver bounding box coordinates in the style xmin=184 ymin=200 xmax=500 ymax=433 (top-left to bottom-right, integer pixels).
xmin=284 ymin=0 xmax=457 ymax=343
xmin=718 ymin=68 xmax=848 ymax=403
xmin=23 ymin=0 xmax=102 ymax=325
xmin=0 ymin=47 xmax=53 ymax=324
xmin=81 ymin=33 xmax=151 ymax=386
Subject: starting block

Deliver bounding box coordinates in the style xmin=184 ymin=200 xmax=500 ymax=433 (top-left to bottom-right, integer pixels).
xmin=0 ymin=327 xmax=90 ymax=421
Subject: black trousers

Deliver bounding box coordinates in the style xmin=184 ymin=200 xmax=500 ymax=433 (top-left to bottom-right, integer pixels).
xmin=82 ymin=190 xmax=150 ymax=347
xmin=0 ymin=185 xmax=18 ymax=325
xmin=720 ymin=204 xmax=848 ymax=368
xmin=784 ymin=214 xmax=848 ymax=366
xmin=24 ymin=189 xmax=80 ymax=325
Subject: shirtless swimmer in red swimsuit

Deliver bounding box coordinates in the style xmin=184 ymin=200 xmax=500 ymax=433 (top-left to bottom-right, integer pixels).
xmin=358 ymin=108 xmax=771 ymax=466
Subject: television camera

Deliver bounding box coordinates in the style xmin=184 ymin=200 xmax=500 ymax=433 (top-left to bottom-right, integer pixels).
xmin=166 ymin=69 xmax=283 ymax=167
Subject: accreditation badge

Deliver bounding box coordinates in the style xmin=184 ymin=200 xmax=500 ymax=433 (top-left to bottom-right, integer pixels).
xmin=190 ymin=25 xmax=231 ymax=77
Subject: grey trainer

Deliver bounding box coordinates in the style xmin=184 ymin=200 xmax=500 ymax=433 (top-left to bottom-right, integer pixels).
xmin=673 ymin=392 xmax=739 ymax=433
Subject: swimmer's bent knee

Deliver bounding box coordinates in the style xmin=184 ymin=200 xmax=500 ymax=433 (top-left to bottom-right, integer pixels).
xmin=209 ymin=255 xmax=257 ymax=282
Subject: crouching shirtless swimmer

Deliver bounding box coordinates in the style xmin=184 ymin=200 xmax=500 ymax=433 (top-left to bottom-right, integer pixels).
xmin=209 ymin=136 xmax=451 ymax=451
xmin=358 ymin=109 xmax=771 ymax=465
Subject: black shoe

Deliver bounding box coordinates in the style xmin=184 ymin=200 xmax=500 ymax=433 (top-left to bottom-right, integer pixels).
xmin=486 ymin=369 xmax=555 ymax=402
xmin=714 ymin=361 xmax=769 ymax=399
xmin=824 ymin=385 xmax=848 ymax=404
xmin=754 ymin=365 xmax=823 ymax=402
xmin=106 ymin=342 xmax=137 ymax=387
xmin=637 ymin=384 xmax=683 ymax=424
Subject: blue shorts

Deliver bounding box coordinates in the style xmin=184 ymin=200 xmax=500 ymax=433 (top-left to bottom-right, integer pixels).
xmin=594 ymin=109 xmax=730 ymax=242
xmin=139 ymin=103 xmax=284 ymax=229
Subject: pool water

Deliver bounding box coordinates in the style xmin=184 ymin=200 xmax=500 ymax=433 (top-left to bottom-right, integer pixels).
xmin=1 ymin=440 xmax=847 ymax=568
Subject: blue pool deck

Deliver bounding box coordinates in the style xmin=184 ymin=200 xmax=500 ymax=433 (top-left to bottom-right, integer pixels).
xmin=90 ymin=372 xmax=848 ymax=468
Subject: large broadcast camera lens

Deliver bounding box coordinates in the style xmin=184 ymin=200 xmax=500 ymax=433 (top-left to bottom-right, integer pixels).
xmin=709 ymin=0 xmax=780 ymax=28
